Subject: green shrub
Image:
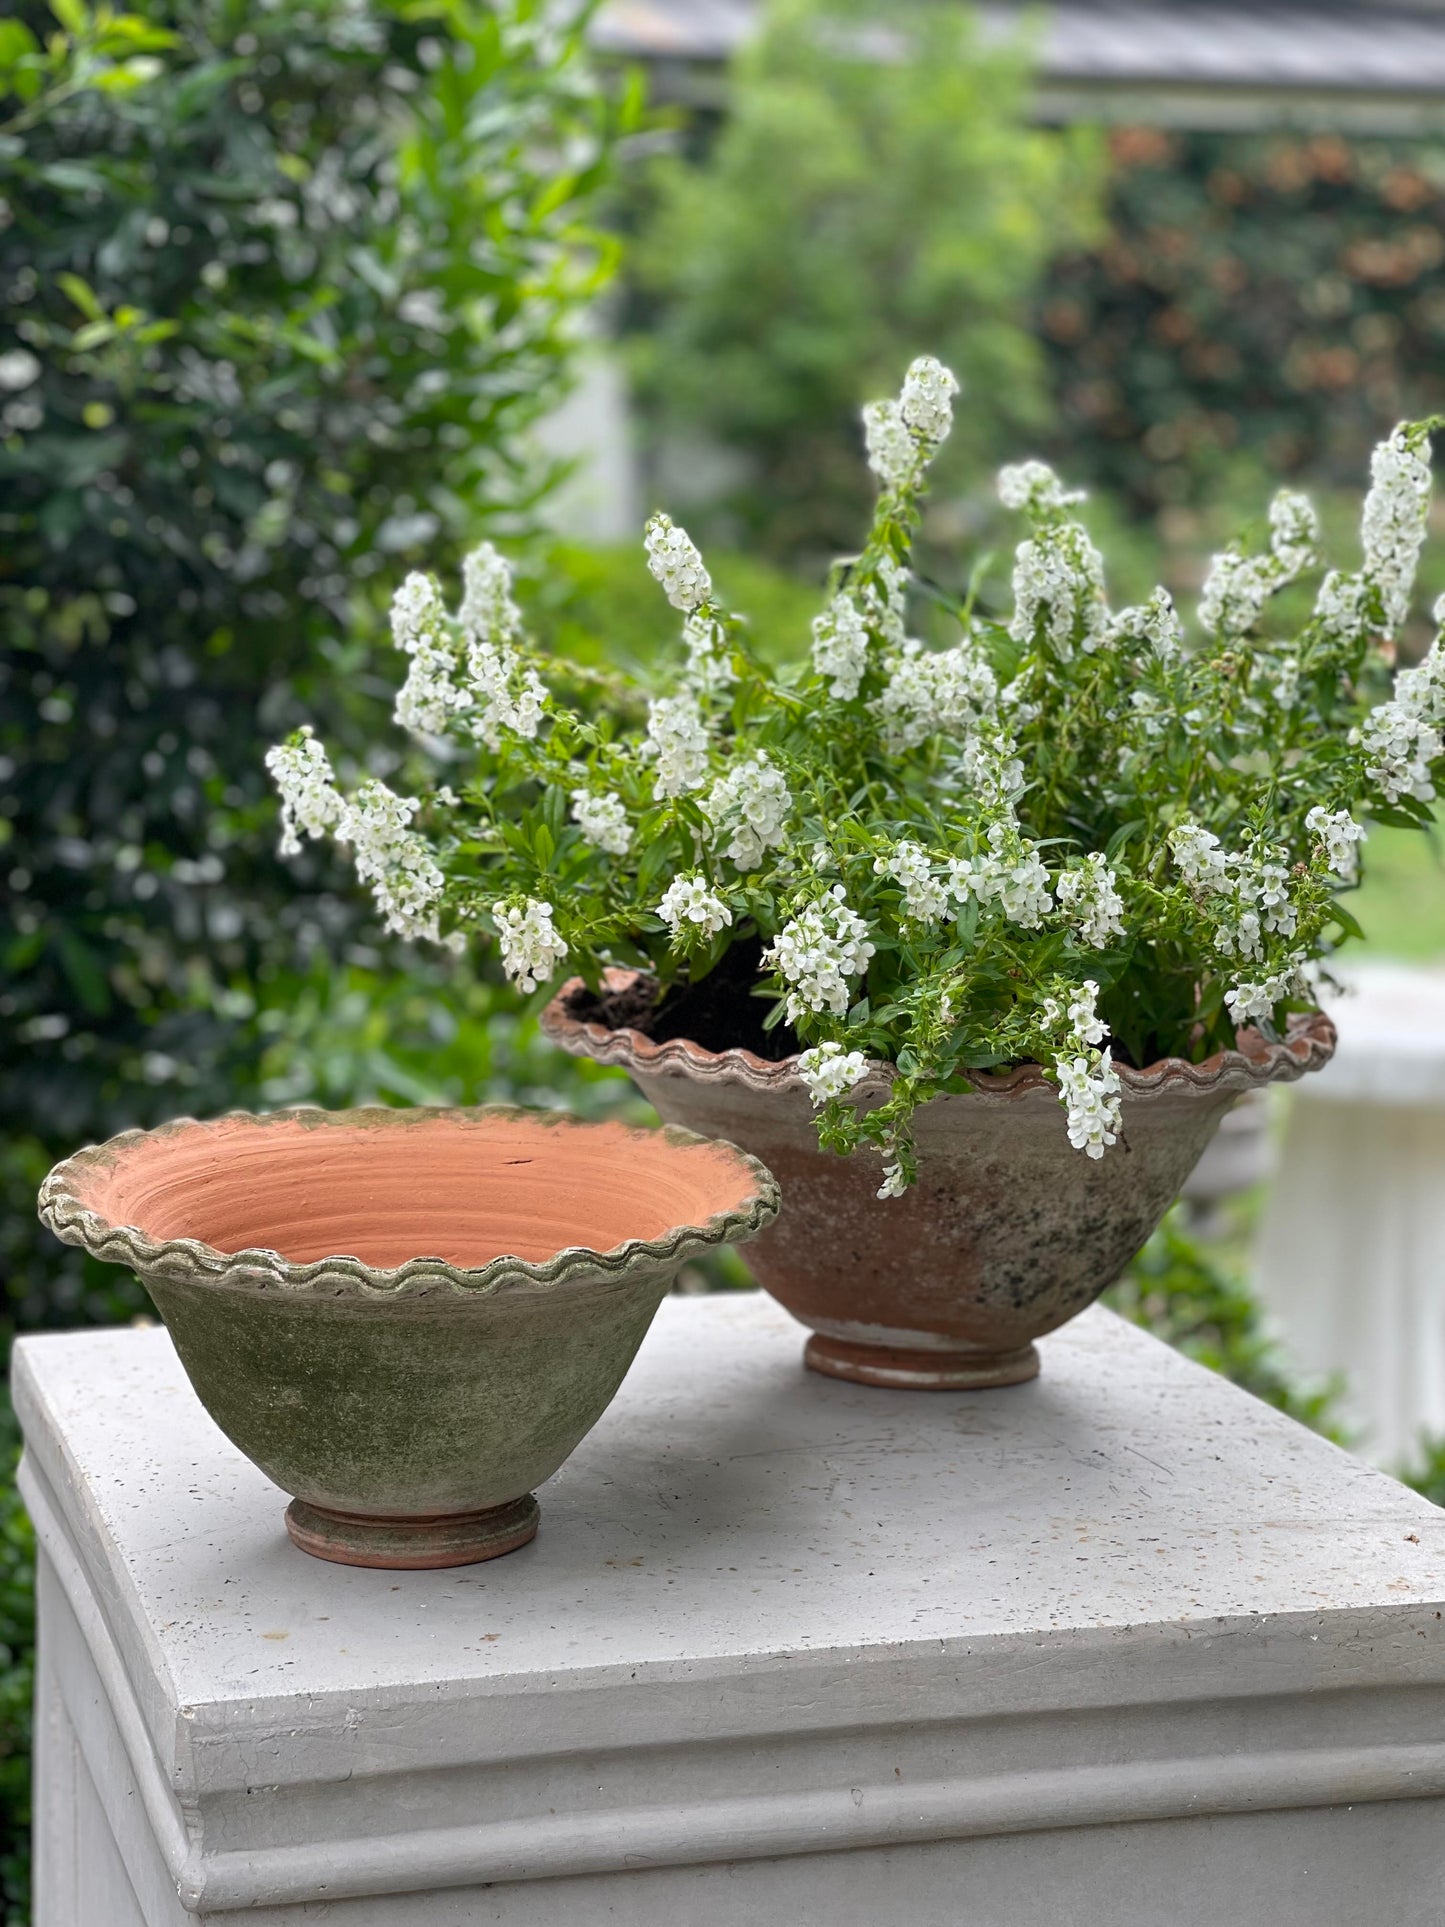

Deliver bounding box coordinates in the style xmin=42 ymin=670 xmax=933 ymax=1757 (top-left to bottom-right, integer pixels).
xmin=626 ymin=0 xmax=1103 ymax=562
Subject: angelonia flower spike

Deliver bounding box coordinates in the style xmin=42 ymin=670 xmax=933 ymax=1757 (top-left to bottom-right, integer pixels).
xmin=268 ymin=358 xmax=1443 ymax=1191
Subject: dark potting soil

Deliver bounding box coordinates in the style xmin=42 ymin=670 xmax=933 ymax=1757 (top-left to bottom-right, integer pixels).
xmin=565 ymin=938 xmax=801 ymax=1061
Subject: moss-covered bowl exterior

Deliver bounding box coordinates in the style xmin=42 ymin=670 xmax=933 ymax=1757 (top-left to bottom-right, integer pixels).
xmin=543 ymin=976 xmax=1335 ymax=1391
xmin=38 ymin=1106 xmax=779 ymax=1569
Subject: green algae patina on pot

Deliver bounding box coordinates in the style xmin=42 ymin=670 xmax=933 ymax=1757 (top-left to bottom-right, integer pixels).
xmin=38 ymin=1106 xmax=779 ymax=1569
xmin=543 ymin=974 xmax=1336 ymax=1391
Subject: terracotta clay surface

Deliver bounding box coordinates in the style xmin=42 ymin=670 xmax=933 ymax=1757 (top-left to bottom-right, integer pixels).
xmin=543 ymin=976 xmax=1336 ymax=1388
xmin=61 ymin=1107 xmax=760 ymax=1270
xmin=38 ymin=1106 xmax=780 ymax=1567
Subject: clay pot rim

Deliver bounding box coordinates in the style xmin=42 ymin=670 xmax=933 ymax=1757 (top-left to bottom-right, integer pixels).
xmin=36 ymin=1103 xmax=781 ymax=1300
xmin=541 ymin=969 xmax=1337 ymax=1104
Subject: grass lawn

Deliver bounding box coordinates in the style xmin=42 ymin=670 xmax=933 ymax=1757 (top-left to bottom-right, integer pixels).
xmin=1351 ymin=821 xmax=1445 ymax=963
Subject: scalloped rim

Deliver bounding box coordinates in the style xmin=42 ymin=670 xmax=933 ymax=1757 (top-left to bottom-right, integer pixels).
xmin=541 ymin=971 xmax=1337 ymax=1103
xmin=36 ymin=1104 xmax=781 ymax=1301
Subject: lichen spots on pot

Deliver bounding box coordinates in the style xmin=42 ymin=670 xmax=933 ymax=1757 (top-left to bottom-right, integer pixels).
xmin=60 ymin=1108 xmax=768 ymax=1272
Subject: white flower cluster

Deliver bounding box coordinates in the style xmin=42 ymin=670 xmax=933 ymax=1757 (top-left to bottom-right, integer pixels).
xmin=876 ymin=636 xmax=1000 ymax=754
xmin=1055 ymin=854 xmax=1126 ymax=949
xmin=265 ymin=727 xmax=344 ymax=856
xmin=1168 ymin=822 xmax=1296 ymax=963
xmin=1356 ymin=620 xmax=1445 ymax=804
xmin=1055 ymin=1051 xmax=1123 ymax=1160
xmin=1042 ymin=980 xmax=1122 ymax=1159
xmin=645 ymin=692 xmax=710 ymax=800
xmin=864 ymin=554 xmax=910 ymax=649
xmin=1103 ymin=587 xmax=1183 ymax=665
xmin=996 ymin=459 xmax=1086 ymax=515
xmin=705 ymin=753 xmax=792 ymax=869
xmin=862 ymin=355 xmax=958 ymax=493
xmin=1224 ymin=960 xmax=1306 ymax=1027
xmin=811 ymin=592 xmax=871 ymax=700
xmin=682 ymin=612 xmax=735 ymax=694
xmin=1271 ymin=654 xmax=1301 ymax=709
xmin=873 ymin=839 xmax=949 ymax=924
xmin=1314 ymin=568 xmax=1372 ymax=645
xmin=1361 ymin=425 xmax=1433 ymax=635
xmin=460 ymin=541 xmax=523 ymax=648
xmin=570 ymin=788 xmax=631 ymax=856
xmin=1009 ymin=522 xmax=1107 ymax=659
xmin=656 ymin=873 xmax=733 ymax=942
xmin=797 ymin=1040 xmax=870 ymax=1107
xmin=347 ymin=779 xmax=454 ymax=947
xmin=949 ymin=821 xmax=1052 ymax=929
xmin=491 ymin=897 xmax=568 ymax=992
xmin=1305 ymin=806 xmax=1365 ymax=884
xmin=466 ymin=635 xmax=547 ymax=752
xmin=389 ymin=546 xmax=546 ymax=749
xmin=644 ymin=513 xmax=712 ymax=613
xmin=764 ymin=886 xmax=876 ymax=1024
xmin=876 ymin=1161 xmax=909 ymax=1200
xmin=391 ymin=572 xmax=464 ymax=736
xmin=1198 ymin=490 xmax=1319 ymax=639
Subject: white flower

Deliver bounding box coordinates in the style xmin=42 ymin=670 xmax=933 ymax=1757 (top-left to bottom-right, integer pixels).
xmin=997 ymin=459 xmax=1086 ymax=515
xmin=1314 ymin=568 xmax=1372 ymax=645
xmin=876 ymin=1161 xmax=909 ymax=1200
xmin=950 ymin=822 xmax=1051 ymax=929
xmin=1271 ymin=654 xmax=1301 ymax=708
xmin=644 ymin=512 xmax=712 ymax=613
xmin=459 ymin=542 xmax=523 ymax=648
xmin=1169 ymin=821 xmax=1229 ymax=892
xmin=873 ymin=839 xmax=949 ymax=924
xmin=1361 ymin=423 xmax=1433 ymax=635
xmin=876 ymin=636 xmax=999 ymax=753
xmin=1055 ymin=1049 xmax=1123 ymax=1159
xmin=1305 ymin=805 xmax=1365 ymax=884
xmin=645 ymin=692 xmax=710 ymax=800
xmin=465 ymin=636 xmax=547 ymax=750
xmin=798 ymin=1041 xmax=870 ymax=1106
xmin=570 ymin=788 xmax=631 ymax=856
xmin=1357 ymin=632 xmax=1445 ymax=804
xmin=1009 ymin=523 xmax=1107 ymax=658
xmin=811 ymin=592 xmax=871 ymax=700
xmin=491 ymin=896 xmax=568 ymax=992
xmin=898 ymin=355 xmax=959 ymax=450
xmin=656 ymin=873 xmax=733 ymax=942
xmin=1224 ymin=958 xmax=1305 ymax=1028
xmin=391 ymin=573 xmax=465 ymax=736
xmin=265 ymin=727 xmax=345 ymax=856
xmin=345 ymin=779 xmax=453 ymax=947
xmin=763 ymin=885 xmax=876 ymax=1023
xmin=865 ymin=554 xmax=910 ymax=649
xmin=1103 ymin=587 xmax=1183 ymax=665
xmin=862 ymin=398 xmax=916 ymax=493
xmin=1066 ymin=979 xmax=1109 ymax=1047
xmin=1056 ymin=856 xmax=1125 ymax=949
xmin=705 ymin=753 xmax=792 ymax=870
xmin=1200 ymin=489 xmax=1318 ymax=639
xmin=682 ymin=612 xmax=735 ymax=694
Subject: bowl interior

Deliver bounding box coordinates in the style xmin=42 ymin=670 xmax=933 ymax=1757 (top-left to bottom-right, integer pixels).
xmin=72 ymin=1112 xmax=761 ymax=1270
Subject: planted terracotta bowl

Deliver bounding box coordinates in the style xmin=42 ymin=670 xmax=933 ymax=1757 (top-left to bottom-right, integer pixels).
xmin=544 ymin=975 xmax=1335 ymax=1391
xmin=38 ymin=1106 xmax=778 ymax=1569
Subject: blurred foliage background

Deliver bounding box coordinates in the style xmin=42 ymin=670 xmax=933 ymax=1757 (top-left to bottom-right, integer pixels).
xmin=6 ymin=1 xmax=1445 ymax=1916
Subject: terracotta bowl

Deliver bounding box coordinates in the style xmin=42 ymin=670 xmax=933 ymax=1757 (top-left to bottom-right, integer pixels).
xmin=38 ymin=1107 xmax=779 ymax=1569
xmin=543 ymin=975 xmax=1335 ymax=1391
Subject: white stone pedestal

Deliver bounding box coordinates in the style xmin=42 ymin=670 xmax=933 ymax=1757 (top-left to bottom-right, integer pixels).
xmin=17 ymin=1294 xmax=1445 ymax=1927
xmin=1255 ymin=963 xmax=1445 ymax=1464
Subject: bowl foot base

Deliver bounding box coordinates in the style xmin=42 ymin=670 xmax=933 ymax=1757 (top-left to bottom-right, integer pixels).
xmin=803 ymin=1333 xmax=1040 ymax=1391
xmin=284 ymin=1493 xmax=539 ymax=1569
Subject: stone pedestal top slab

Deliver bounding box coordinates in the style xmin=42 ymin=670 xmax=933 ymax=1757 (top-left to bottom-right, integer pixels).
xmin=17 ymin=1295 xmax=1445 ymax=1920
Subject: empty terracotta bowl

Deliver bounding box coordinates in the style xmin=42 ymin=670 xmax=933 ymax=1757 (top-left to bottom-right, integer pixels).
xmin=38 ymin=1107 xmax=779 ymax=1569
